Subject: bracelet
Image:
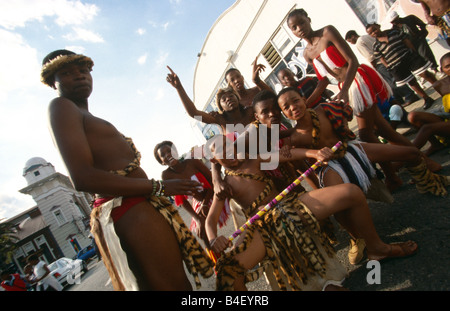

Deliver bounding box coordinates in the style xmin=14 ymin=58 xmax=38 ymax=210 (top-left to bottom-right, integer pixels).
xmin=156 ymin=180 xmax=165 ymax=196
xmin=151 ymin=179 xmax=157 ymax=196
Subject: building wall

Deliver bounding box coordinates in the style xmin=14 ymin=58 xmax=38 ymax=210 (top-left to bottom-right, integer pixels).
xmin=20 ymin=163 xmax=93 ymax=262
xmin=36 ymin=185 xmax=91 ymax=258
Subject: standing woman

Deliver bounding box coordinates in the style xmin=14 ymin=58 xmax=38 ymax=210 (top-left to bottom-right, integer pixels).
xmin=154 ymin=141 xmax=230 ymax=246
xmin=286 ymin=9 xmax=441 ymax=190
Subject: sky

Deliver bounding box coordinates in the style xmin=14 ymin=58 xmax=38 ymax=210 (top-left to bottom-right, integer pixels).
xmin=0 ymin=0 xmax=237 ymax=220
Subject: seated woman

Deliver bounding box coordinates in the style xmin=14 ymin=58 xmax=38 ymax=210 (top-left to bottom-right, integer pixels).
xmin=408 ymin=52 xmax=450 ymax=155
xmin=206 ymin=135 xmax=418 ymax=291
xmin=154 ymin=141 xmax=230 ymax=246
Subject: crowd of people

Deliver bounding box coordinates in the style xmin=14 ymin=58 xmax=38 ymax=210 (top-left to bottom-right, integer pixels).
xmin=14 ymin=4 xmax=448 ymax=292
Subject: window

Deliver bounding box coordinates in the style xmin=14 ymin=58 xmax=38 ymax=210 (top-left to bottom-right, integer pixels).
xmin=22 ymin=242 xmax=36 ymax=256
xmin=34 ymin=171 xmax=40 ymax=176
xmin=69 ymin=237 xmax=81 ymax=253
xmin=261 ymin=42 xmax=282 ymax=68
xmin=53 ymin=209 xmax=67 ymax=226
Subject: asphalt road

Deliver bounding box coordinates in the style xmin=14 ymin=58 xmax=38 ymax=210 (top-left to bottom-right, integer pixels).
xmin=67 ymin=259 xmax=113 ymax=291
xmin=338 ymin=94 xmax=450 ymax=291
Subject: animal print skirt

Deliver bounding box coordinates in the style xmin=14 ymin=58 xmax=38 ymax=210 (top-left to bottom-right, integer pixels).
xmin=90 ymin=195 xmax=214 ymax=290
xmin=214 ymin=191 xmax=347 ymax=291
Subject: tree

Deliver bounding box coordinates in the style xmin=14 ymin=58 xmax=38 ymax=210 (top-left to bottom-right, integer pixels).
xmin=0 ymin=219 xmax=19 ymax=269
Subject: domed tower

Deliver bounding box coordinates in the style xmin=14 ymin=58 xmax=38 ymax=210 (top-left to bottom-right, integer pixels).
xmin=20 ymin=157 xmax=93 ymax=259
xmin=23 ymin=157 xmax=56 ymax=185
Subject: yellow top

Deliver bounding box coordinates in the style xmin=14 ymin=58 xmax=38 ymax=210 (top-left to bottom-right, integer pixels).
xmin=443 ymin=94 xmax=450 ymax=113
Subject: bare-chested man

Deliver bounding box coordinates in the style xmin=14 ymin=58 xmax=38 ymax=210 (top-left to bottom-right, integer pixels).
xmin=43 ymin=49 xmax=213 ymax=291
xmin=417 ymin=0 xmax=450 ymax=45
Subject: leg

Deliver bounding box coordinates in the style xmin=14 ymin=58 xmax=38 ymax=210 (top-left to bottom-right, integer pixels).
xmin=322 ymin=169 xmax=366 ymax=264
xmin=114 ymin=201 xmax=192 ymax=290
xmin=231 ymin=230 xmax=267 ymax=291
xmin=370 ymin=106 xmax=442 ymax=172
xmin=299 ymin=184 xmax=418 ymax=260
xmin=407 ymin=78 xmax=430 ymax=99
xmin=408 ymin=78 xmax=435 ymax=109
xmin=372 ymin=105 xmax=414 ymax=146
xmin=356 ymin=106 xmax=402 ymax=191
xmin=418 ymin=70 xmax=437 ymax=85
xmin=361 ymin=142 xmax=449 ymax=196
xmin=359 ymin=142 xmax=422 ymax=166
xmin=407 ymin=111 xmax=444 ymax=128
xmin=413 ymin=121 xmax=450 ymax=154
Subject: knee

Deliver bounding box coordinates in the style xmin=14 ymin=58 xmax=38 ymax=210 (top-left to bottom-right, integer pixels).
xmin=340 ymin=183 xmax=366 ymax=205
xmin=407 ymin=112 xmax=419 ymax=125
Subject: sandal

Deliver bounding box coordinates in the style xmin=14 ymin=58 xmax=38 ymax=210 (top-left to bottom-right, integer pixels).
xmin=368 ymin=241 xmax=418 ymax=263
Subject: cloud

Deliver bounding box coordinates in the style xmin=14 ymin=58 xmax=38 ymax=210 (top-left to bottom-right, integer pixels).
xmin=52 ymin=0 xmax=99 ymax=26
xmin=0 ymin=29 xmax=41 ymax=102
xmin=138 ymin=53 xmax=148 ymax=65
xmin=0 ymin=194 xmax=36 ymax=220
xmin=156 ymin=51 xmax=169 ymax=67
xmin=169 ymin=0 xmax=183 ymax=5
xmin=136 ymin=28 xmax=146 ymax=36
xmin=0 ymin=0 xmax=99 ymax=30
xmin=162 ymin=21 xmax=171 ymax=31
xmin=155 ymin=88 xmax=165 ymax=101
xmin=64 ymin=45 xmax=86 ymax=54
xmin=63 ymin=27 xmax=104 ymax=43
xmin=148 ymin=20 xmax=172 ymax=31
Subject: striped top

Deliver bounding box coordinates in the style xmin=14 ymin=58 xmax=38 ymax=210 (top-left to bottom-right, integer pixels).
xmin=372 ymin=29 xmax=410 ymax=69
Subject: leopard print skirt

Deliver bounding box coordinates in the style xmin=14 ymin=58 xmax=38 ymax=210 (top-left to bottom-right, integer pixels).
xmin=90 ymin=195 xmax=214 ymax=290
xmin=215 ymin=191 xmax=347 ymax=291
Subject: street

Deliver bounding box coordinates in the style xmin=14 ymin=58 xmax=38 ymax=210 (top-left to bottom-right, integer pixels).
xmin=67 ymin=259 xmax=113 ymax=291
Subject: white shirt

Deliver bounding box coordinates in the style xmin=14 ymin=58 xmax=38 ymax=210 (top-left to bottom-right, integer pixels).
xmin=33 ymin=261 xmax=62 ymax=291
xmin=355 ymin=35 xmax=377 ymax=63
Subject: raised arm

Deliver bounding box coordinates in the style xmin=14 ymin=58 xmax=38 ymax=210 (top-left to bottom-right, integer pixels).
xmin=166 ymin=66 xmax=218 ymax=124
xmin=252 ymin=56 xmax=273 ymax=92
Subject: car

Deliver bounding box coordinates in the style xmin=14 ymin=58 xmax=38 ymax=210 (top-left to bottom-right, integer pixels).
xmin=76 ymin=244 xmax=97 ymax=262
xmin=48 ymin=257 xmax=88 ymax=288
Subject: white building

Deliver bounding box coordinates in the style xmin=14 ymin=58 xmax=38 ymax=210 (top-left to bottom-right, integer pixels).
xmin=191 ymin=0 xmax=449 ymax=141
xmin=6 ymin=157 xmax=94 ymax=271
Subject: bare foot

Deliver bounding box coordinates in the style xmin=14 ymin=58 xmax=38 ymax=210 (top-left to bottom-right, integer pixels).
xmin=367 ymin=241 xmax=418 ymax=263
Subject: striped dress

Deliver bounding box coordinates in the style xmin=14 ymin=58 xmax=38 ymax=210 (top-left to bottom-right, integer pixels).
xmin=312 ymin=44 xmax=392 ymax=116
